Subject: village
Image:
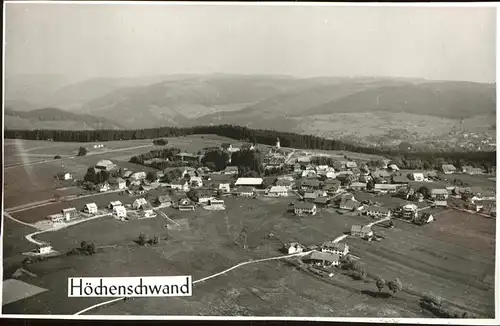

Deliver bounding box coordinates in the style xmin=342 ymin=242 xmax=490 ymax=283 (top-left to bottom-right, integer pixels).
xmin=31 ymin=137 xmax=496 ymax=278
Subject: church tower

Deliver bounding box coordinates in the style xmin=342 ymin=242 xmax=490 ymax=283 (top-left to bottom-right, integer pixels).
xmin=276 ymin=137 xmax=280 ymax=149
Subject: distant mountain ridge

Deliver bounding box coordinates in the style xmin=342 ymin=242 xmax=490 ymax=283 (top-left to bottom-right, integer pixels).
xmin=4 ymin=107 xmax=123 ymax=130
xmin=4 ymin=74 xmax=496 ymax=133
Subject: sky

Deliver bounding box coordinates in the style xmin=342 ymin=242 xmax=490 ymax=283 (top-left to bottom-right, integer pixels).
xmin=4 ymin=3 xmax=497 ymax=83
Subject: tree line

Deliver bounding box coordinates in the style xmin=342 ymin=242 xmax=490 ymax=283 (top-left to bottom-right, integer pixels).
xmin=7 ymin=124 xmax=494 ymax=169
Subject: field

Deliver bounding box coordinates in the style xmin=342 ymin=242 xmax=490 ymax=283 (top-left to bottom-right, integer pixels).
xmin=3 ymin=189 xmax=495 ymax=317
xmin=2 ymin=135 xmax=496 ymax=317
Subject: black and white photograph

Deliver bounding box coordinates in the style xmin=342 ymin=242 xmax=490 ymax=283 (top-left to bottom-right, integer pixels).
xmin=1 ymin=1 xmax=498 ymax=321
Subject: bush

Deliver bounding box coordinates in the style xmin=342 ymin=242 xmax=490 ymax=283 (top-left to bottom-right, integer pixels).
xmin=54 ymin=155 xmax=61 ymax=159
xmin=351 ymin=269 xmax=367 ymax=280
xmin=77 ymin=147 xmax=87 ymax=157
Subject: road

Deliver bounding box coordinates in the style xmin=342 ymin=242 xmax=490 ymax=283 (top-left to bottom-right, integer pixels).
xmin=5 ymin=144 xmax=153 ymax=170
xmin=24 ymin=212 xmax=113 ymax=246
xmin=74 ymin=250 xmax=312 ymax=315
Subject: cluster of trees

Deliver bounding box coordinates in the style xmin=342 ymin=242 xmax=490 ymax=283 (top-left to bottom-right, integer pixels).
xmin=153 ymin=138 xmax=169 ymax=146
xmin=137 ymin=233 xmax=160 ymax=246
xmin=231 ymin=149 xmax=264 ymax=177
xmin=129 ymin=148 xmax=181 ymax=165
xmin=374 ymin=276 xmax=403 ymax=296
xmin=67 ymin=241 xmax=96 ymax=256
xmin=83 ymin=168 xmax=115 ymax=185
xmin=5 ymin=125 xmax=495 ymax=170
xmin=160 ymin=168 xmax=184 ymax=183
xmin=77 ymin=146 xmax=87 ymax=157
xmin=201 ymin=149 xmax=229 ymax=171
xmin=420 ymin=293 xmax=474 ymax=318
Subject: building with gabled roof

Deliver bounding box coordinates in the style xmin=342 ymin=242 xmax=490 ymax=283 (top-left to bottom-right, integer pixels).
xmin=235 ymin=178 xmax=263 ymax=187
xmin=441 ymin=164 xmax=457 ymax=174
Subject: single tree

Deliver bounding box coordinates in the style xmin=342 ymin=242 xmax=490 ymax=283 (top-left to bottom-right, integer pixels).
xmin=146 ymin=171 xmax=157 ymax=183
xmin=77 ymin=146 xmax=87 ymax=157
xmin=375 ymin=277 xmax=386 ymax=292
xmin=138 ymin=233 xmax=147 ymax=246
xmin=87 ymin=242 xmax=96 ymax=255
xmin=387 ymin=278 xmax=403 ymax=296
xmin=54 ymin=155 xmax=61 ymax=159
xmin=152 ymin=236 xmax=159 ymax=245
xmin=80 ymin=241 xmax=87 ymax=249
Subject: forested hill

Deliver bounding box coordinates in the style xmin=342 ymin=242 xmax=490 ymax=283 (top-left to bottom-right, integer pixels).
xmin=5 ymin=125 xmax=496 ymax=171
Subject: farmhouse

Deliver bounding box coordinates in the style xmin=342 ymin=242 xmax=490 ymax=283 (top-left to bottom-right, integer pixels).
xmin=95 ymin=160 xmax=116 ymax=171
xmin=84 ymin=203 xmax=98 ymax=214
xmin=349 ymin=182 xmax=367 ymax=191
xmin=122 ymin=170 xmax=134 ymax=179
xmin=371 ymin=170 xmax=391 ymax=180
xmin=47 ymin=213 xmax=64 ymax=223
xmin=286 ymin=242 xmax=305 ymax=254
xmin=275 ymin=179 xmax=293 ymax=189
xmin=156 ymin=195 xmax=173 ymax=207
xmin=313 ymin=197 xmax=330 ymax=207
xmin=345 ymin=161 xmax=358 ymax=170
xmin=178 ymin=198 xmax=195 ymax=211
xmin=220 ymin=143 xmax=234 ymax=151
xmin=130 ymin=172 xmax=147 ymax=181
xmin=222 ymin=166 xmax=238 ymax=175
xmin=351 ymin=225 xmax=373 ymax=238
xmin=171 ymin=179 xmax=190 ymax=192
xmin=388 ymin=164 xmax=400 ymax=171
xmin=303 ymin=192 xmax=318 ymax=201
xmin=140 ymin=204 xmax=155 ymax=218
xmin=303 ymin=251 xmax=340 ymax=268
xmin=108 ymin=201 xmax=123 ymax=209
xmin=430 ymin=188 xmax=448 ymax=206
xmin=364 ymin=206 xmax=391 ymax=218
xmin=233 ymin=187 xmax=255 ymax=197
xmin=189 ymin=176 xmax=203 ymax=188
xmin=297 ymin=156 xmax=311 ymax=164
xmin=339 ymin=199 xmax=359 ymax=211
xmin=373 ymin=184 xmax=398 ymax=194
xmin=462 ymin=166 xmax=484 ymax=175
xmin=294 ymin=202 xmax=317 ymax=216
xmin=216 ymin=182 xmax=231 ymax=193
xmin=235 ymin=177 xmax=263 ymax=188
xmin=267 ymin=186 xmax=289 ymax=197
xmin=133 ymin=198 xmax=148 ymax=210
xmin=99 ymin=183 xmax=110 ymax=192
xmin=392 ymin=175 xmax=409 ymax=184
xmin=108 ymin=177 xmax=126 ymax=190
xmin=56 ymin=172 xmax=73 ymax=180
xmin=409 ymin=172 xmax=425 ymax=182
xmin=321 ymin=241 xmax=349 ymax=256
xmin=62 ymin=208 xmax=78 ymax=221
xmin=402 ymin=203 xmax=418 ymax=220
xmin=113 ymin=206 xmax=127 ymax=218
xmin=441 ymin=164 xmax=457 ymax=174
xmin=36 ymin=244 xmax=53 ymax=255
xmin=208 ymin=199 xmax=225 ymax=209
xmin=195 ymin=190 xmax=215 ymax=204
xmin=300 ymin=179 xmax=321 ymax=191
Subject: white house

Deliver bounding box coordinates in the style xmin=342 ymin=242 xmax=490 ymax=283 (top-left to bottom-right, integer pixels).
xmin=99 ymin=183 xmax=110 ymax=192
xmin=84 ymin=203 xmax=98 ymax=214
xmin=267 ymin=186 xmax=289 ymax=197
xmin=171 ymin=179 xmax=190 ymax=192
xmin=141 ymin=204 xmax=155 ymax=218
xmin=321 ymin=241 xmax=350 ymax=257
xmin=304 ymin=251 xmax=340 ymax=267
xmin=301 ymin=170 xmax=317 ymax=178
xmin=57 ymin=172 xmax=73 ymax=180
xmin=235 ymin=177 xmax=264 ymax=187
xmin=411 ymin=173 xmax=425 ymax=182
xmin=294 ymin=202 xmax=317 ymax=216
xmin=113 ymin=205 xmax=127 ymax=218
xmin=388 ymin=164 xmax=400 ymax=171
xmin=208 ymin=199 xmax=225 ymax=209
xmin=430 ymin=188 xmax=448 ymax=207
xmin=130 ymin=172 xmax=147 ymax=181
xmin=47 ymin=213 xmax=65 ymax=223
xmin=351 ymin=225 xmax=373 ymax=238
xmin=287 ymin=242 xmax=304 ymax=254
xmin=37 ymin=245 xmax=53 ymax=255
xmin=222 ymin=166 xmax=238 ymax=175
xmin=364 ymin=206 xmax=391 ymax=218
xmin=325 ymin=171 xmax=337 ymax=179
xmin=62 ymin=208 xmax=77 ymax=221
xmin=108 ymin=201 xmax=123 ymax=209
xmin=218 ymin=183 xmax=231 ymax=193
xmin=190 ymin=176 xmax=203 ymax=188
xmin=109 ymin=177 xmax=126 ymax=190
xmin=133 ymin=198 xmax=148 ymax=210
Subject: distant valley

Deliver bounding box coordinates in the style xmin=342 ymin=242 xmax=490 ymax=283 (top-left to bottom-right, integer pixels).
xmin=5 ymin=73 xmax=496 ymax=150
